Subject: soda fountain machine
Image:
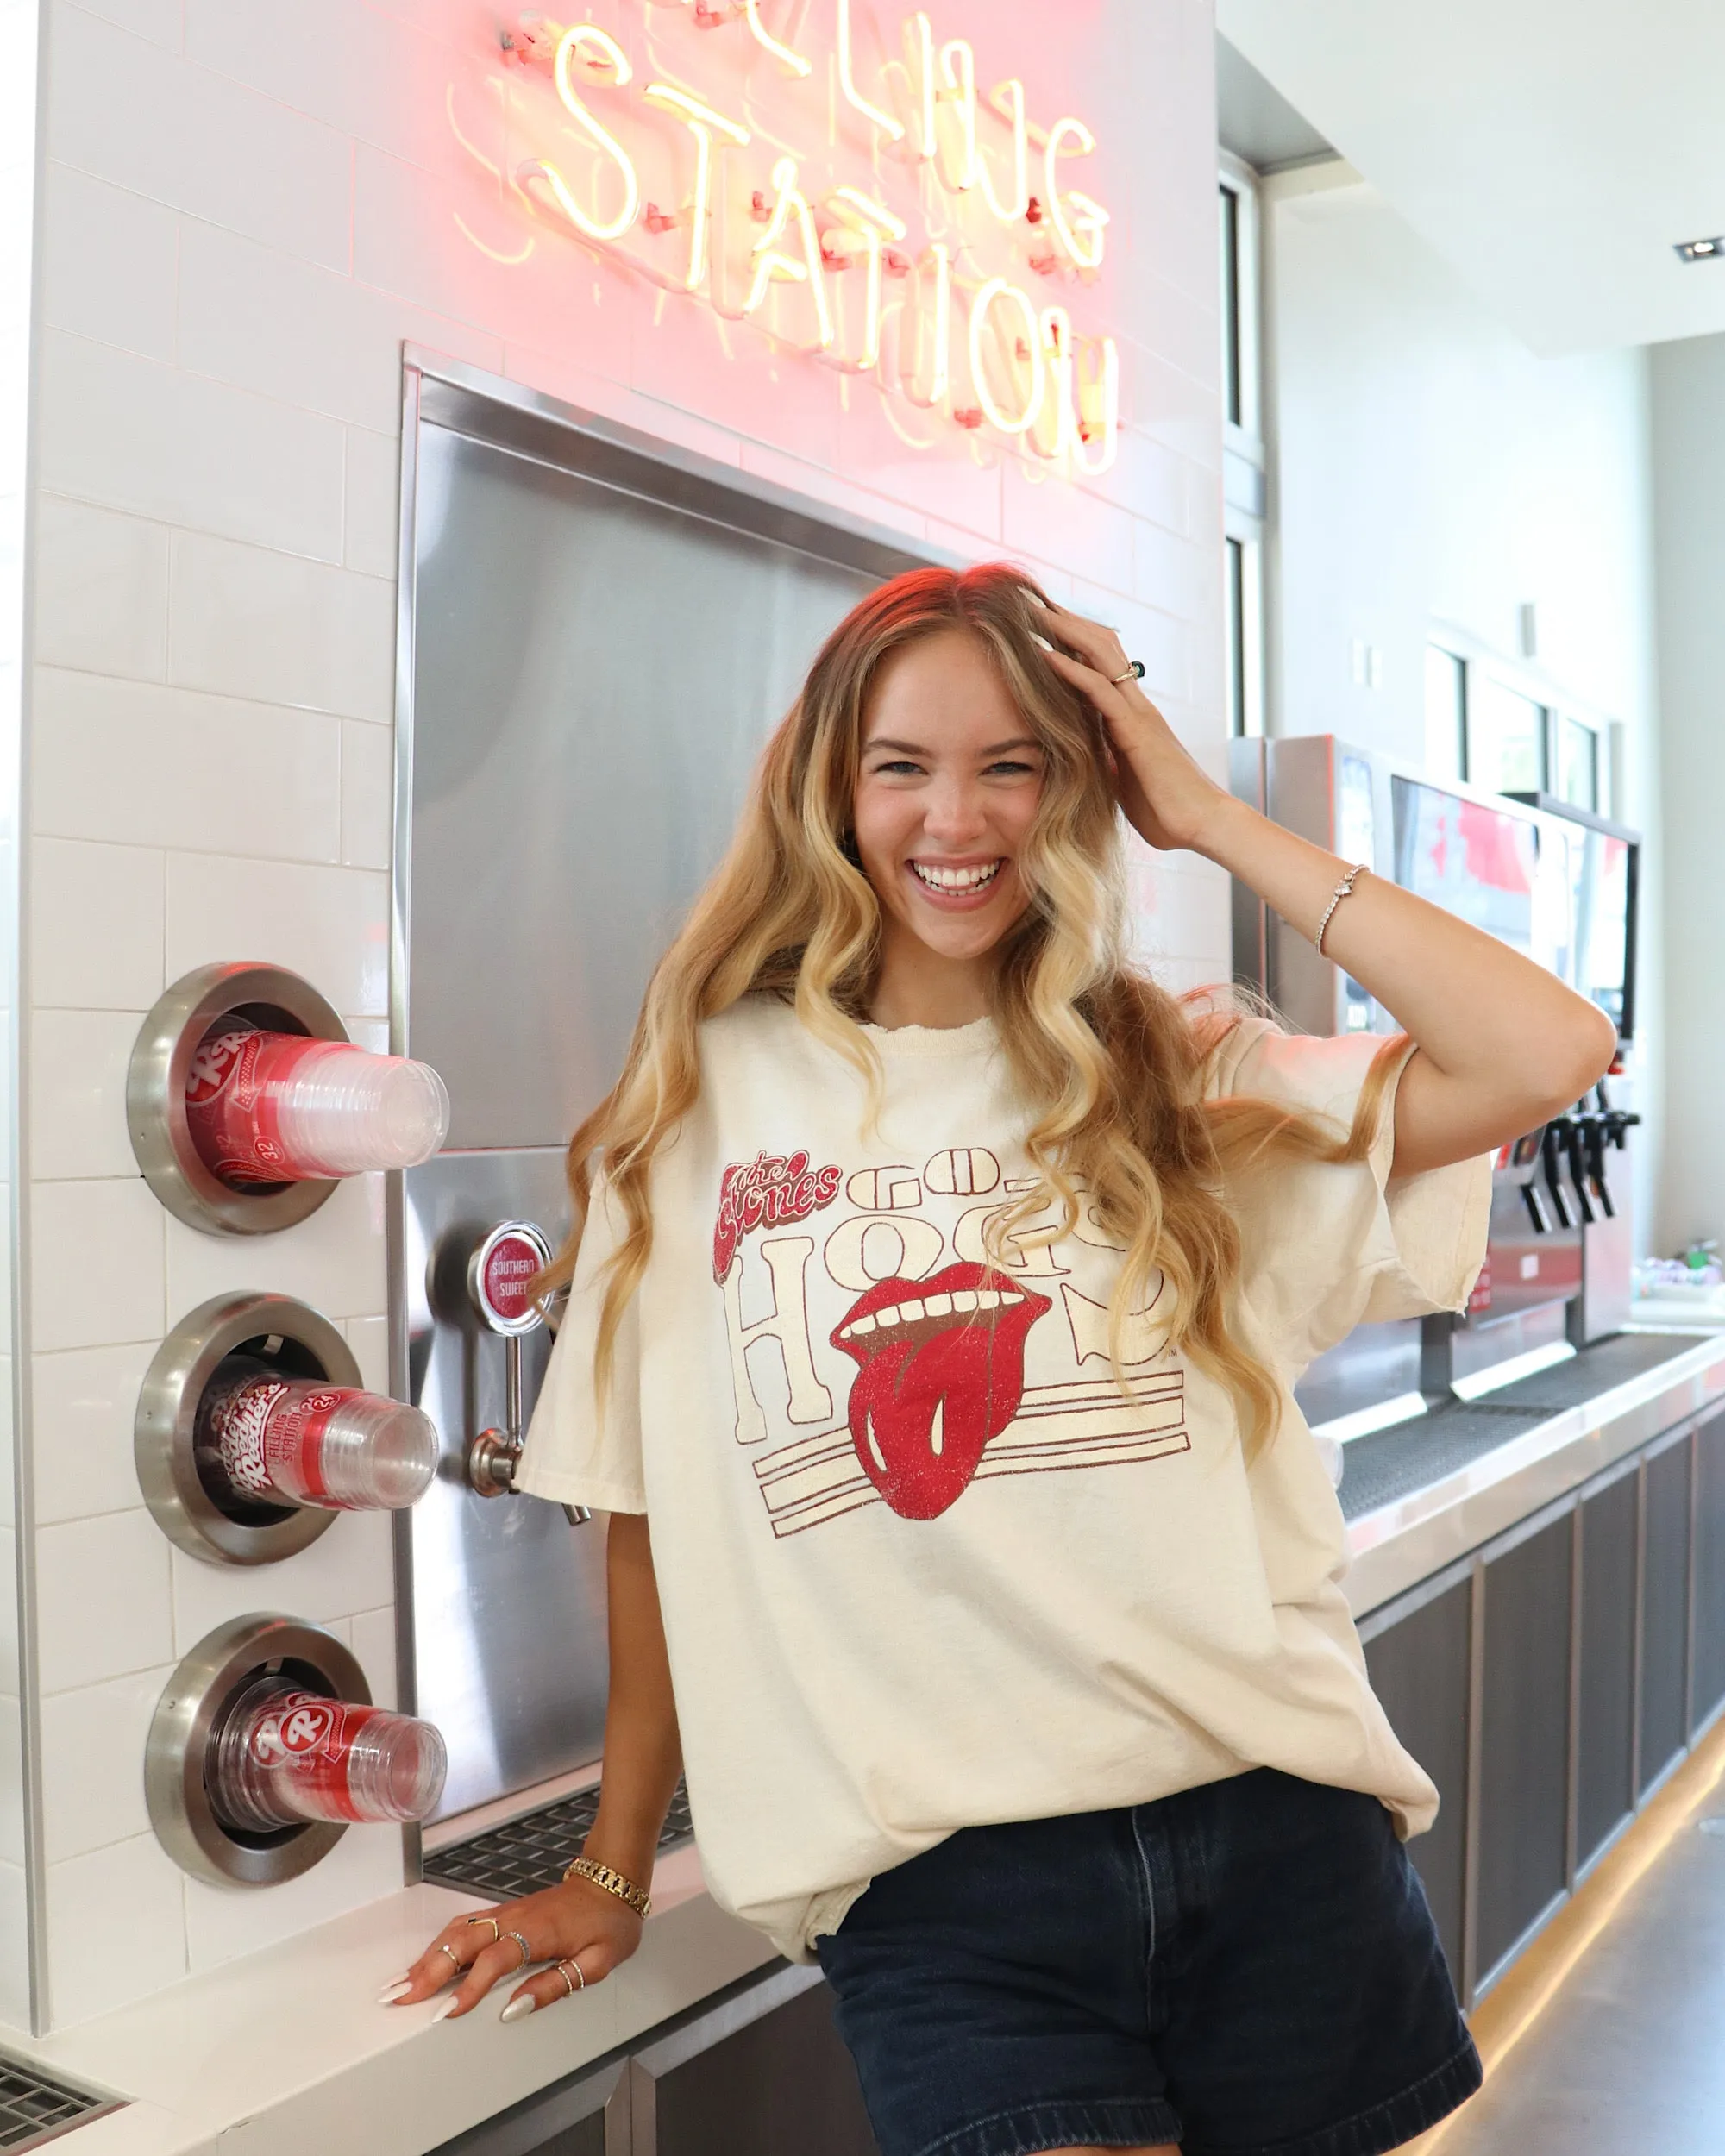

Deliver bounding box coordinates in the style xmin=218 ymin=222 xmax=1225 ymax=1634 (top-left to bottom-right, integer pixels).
xmin=1230 ymin=736 xmax=1641 ymax=1430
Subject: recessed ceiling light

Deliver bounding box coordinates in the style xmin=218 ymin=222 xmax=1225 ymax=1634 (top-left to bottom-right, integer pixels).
xmin=1675 ymin=235 xmax=1725 ymax=264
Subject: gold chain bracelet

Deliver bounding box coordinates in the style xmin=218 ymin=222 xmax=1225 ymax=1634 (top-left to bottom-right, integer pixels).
xmin=562 ymin=1853 xmax=652 ymax=1917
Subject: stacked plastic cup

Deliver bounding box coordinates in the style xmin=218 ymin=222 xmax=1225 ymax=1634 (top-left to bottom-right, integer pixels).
xmin=198 ymin=1359 xmax=439 ymax=1512
xmin=214 ymin=1679 xmax=448 ymax=1833
xmin=185 ymin=1018 xmax=450 ymax=1188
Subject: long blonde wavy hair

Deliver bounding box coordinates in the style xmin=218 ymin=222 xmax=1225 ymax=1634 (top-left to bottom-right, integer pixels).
xmin=549 ymin=563 xmax=1402 ymax=1454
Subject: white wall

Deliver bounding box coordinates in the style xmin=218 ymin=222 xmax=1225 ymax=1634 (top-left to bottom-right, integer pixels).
xmin=13 ymin=0 xmax=1230 ymax=2030
xmin=1263 ymin=165 xmax=1663 ymax=1232
xmin=1648 ymin=332 xmax=1725 ymax=1257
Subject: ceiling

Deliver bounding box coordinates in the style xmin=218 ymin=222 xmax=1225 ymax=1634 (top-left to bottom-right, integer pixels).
xmin=1216 ymin=0 xmax=1725 ymax=355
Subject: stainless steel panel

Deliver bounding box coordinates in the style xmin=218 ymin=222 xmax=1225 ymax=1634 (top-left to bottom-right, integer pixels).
xmin=393 ymin=356 xmax=929 ymax=1825
xmin=407 ymin=418 xmax=881 ymax=1151
xmin=402 ymin=1147 xmax=607 ymax=1821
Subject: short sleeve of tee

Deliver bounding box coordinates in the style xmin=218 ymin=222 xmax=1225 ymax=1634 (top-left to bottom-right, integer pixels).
xmin=516 ymin=1180 xmax=647 ymax=1515
xmin=1212 ymin=1018 xmax=1491 ymax=1375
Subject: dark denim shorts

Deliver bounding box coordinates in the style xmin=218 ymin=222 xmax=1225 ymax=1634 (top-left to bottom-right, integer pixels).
xmin=816 ymin=1769 xmax=1481 ymax=2156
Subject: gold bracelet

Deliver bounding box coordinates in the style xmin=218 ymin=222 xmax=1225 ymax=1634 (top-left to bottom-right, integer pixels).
xmin=1314 ymin=862 xmax=1368 ymax=956
xmin=562 ymin=1853 xmax=652 ymax=1917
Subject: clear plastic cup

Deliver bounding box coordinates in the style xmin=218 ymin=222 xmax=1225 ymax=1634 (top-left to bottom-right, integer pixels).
xmin=185 ymin=1018 xmax=450 ymax=1188
xmin=214 ymin=1680 xmax=448 ymax=1833
xmin=200 ymin=1364 xmax=439 ymax=1511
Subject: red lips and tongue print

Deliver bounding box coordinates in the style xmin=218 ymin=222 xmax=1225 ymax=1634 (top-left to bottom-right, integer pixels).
xmin=831 ymin=1262 xmax=1051 ymax=1519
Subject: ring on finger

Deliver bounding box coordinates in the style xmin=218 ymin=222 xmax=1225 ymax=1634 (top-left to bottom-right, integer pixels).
xmin=556 ymin=1956 xmax=586 ymax=1998
xmin=505 ymin=1930 xmax=533 ymax=1971
xmin=1111 ymin=661 xmax=1145 ymax=686
xmin=437 ymin=1943 xmax=462 ymax=1975
xmin=465 ymin=1916 xmax=502 ymax=1946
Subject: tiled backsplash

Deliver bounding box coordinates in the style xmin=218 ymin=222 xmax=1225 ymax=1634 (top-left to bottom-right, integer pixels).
xmin=13 ymin=0 xmax=1229 ymax=2029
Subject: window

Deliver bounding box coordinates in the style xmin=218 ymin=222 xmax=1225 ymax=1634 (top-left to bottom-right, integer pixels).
xmin=1220 ymin=155 xmax=1264 ymax=736
xmin=1220 ymin=182 xmax=1244 ymax=430
xmin=1467 ymin=676 xmax=1547 ymax=794
xmin=1423 ymin=646 xmax=1465 ymax=782
xmin=1556 ymin=715 xmax=1599 ymax=812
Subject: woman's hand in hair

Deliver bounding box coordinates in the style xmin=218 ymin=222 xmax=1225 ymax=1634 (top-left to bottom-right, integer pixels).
xmin=1032 ymin=599 xmax=1229 ymax=854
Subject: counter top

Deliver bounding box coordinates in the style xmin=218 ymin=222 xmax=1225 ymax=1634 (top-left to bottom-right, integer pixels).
xmin=0 ymin=1847 xmax=775 ymax=2156
xmin=17 ymin=1328 xmax=1725 ymax=2156
xmin=1343 ymin=1329 xmax=1725 ymax=1617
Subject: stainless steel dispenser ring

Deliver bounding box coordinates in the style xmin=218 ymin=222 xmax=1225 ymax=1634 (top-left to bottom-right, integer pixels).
xmin=145 ymin=1614 xmax=371 ymax=1888
xmin=135 ymin=1292 xmax=362 ymax=1566
xmin=128 ymin=961 xmax=351 ymax=1237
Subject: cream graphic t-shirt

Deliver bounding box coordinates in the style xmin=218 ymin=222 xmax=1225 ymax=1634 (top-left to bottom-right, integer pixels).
xmin=518 ymin=998 xmax=1490 ymax=1960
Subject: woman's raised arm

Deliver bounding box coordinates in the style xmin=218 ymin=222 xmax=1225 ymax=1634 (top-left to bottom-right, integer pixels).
xmin=1038 ymin=600 xmax=1618 ymax=1179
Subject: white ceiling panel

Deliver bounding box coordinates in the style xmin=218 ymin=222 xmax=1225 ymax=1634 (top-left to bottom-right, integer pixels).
xmin=1217 ymin=0 xmax=1725 ymax=354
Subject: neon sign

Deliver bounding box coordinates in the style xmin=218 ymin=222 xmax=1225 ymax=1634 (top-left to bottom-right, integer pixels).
xmin=478 ymin=1 xmax=1120 ymax=474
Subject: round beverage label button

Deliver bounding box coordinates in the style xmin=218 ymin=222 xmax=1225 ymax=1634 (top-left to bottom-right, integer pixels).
xmin=470 ymin=1221 xmax=552 ymax=1336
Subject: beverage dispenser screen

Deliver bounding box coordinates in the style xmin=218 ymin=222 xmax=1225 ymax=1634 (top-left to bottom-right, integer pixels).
xmin=1577 ymin=829 xmax=1634 ymax=1033
xmin=1391 ymin=777 xmax=1537 ymax=955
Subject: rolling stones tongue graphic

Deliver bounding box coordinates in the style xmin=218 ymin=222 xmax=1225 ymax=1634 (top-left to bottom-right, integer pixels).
xmin=831 ymin=1263 xmax=1051 ymax=1520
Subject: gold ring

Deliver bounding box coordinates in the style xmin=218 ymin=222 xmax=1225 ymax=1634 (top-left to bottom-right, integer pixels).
xmin=464 ymin=1916 xmax=502 ymax=1945
xmin=505 ymin=1930 xmax=533 ymax=1971
xmin=557 ymin=1957 xmax=586 ymax=1996
xmin=437 ymin=1943 xmax=461 ymax=1973
xmin=1111 ymin=660 xmax=1145 ymax=686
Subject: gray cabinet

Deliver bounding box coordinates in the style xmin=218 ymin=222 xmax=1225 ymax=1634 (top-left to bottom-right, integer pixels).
xmin=1358 ymin=1398 xmax=1722 ymax=2011
xmin=1476 ymin=1514 xmax=1573 ymax=1978
xmin=426 ymin=1968 xmax=878 ymax=2156
xmin=1690 ymin=1411 xmax=1725 ymax=1734
xmin=1576 ymin=1467 xmax=1638 ymax=1871
xmin=625 ymin=1966 xmax=878 ymax=2156
xmin=1639 ymin=1433 xmax=1692 ymax=1795
xmin=1363 ymin=1575 xmax=1471 ymax=1982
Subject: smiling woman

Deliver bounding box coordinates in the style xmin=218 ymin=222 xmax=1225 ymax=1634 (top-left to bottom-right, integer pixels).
xmin=394 ymin=561 xmax=1613 ymax=2156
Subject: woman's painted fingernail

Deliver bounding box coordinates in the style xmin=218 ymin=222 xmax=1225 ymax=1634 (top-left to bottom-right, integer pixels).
xmin=431 ymin=1996 xmax=461 ymax=2023
xmin=499 ymin=1996 xmax=537 ymax=2025
xmin=377 ymin=1978 xmax=414 ymax=2004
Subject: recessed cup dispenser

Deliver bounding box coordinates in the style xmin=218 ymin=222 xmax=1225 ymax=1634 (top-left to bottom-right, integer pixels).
xmin=129 ymin=961 xmax=451 ymax=1237
xmin=136 ymin=1291 xmax=439 ymax=1566
xmin=146 ymin=1614 xmax=447 ymax=1887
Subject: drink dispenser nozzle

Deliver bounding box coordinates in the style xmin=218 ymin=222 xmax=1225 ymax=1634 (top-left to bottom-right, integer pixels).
xmin=464 ymin=1223 xmax=591 ymax=1526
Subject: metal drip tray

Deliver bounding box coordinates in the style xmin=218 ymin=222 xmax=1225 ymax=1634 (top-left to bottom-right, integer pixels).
xmin=424 ymin=1779 xmax=695 ymax=1902
xmin=0 ymin=2058 xmax=122 ymax=2152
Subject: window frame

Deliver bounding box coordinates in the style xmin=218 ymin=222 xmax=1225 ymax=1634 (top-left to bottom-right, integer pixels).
xmin=1220 ymin=152 xmax=1266 ymax=739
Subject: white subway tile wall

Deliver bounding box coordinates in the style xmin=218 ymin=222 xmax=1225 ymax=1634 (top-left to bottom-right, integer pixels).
xmin=22 ymin=0 xmax=1228 ymax=2019
xmin=0 ymin=0 xmax=30 ymax=2031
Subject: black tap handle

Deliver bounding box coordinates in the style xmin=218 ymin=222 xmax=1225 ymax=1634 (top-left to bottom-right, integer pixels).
xmin=1562 ymin=1116 xmax=1597 ymax=1225
xmin=1541 ymin=1120 xmax=1575 ymax=1230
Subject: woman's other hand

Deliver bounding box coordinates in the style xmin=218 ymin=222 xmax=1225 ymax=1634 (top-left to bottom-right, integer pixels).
xmin=1033 ymin=598 xmax=1229 ymax=855
xmin=383 ymin=1875 xmax=645 ymax=2023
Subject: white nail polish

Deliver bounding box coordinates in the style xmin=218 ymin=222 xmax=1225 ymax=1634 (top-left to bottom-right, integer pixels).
xmin=431 ymin=1996 xmax=461 ymax=2023
xmin=377 ymin=1978 xmax=414 ymax=2004
xmin=499 ymin=1995 xmax=538 ymax=2024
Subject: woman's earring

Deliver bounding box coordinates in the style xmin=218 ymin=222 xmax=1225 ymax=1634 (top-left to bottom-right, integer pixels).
xmin=838 ymin=829 xmax=862 ymax=868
